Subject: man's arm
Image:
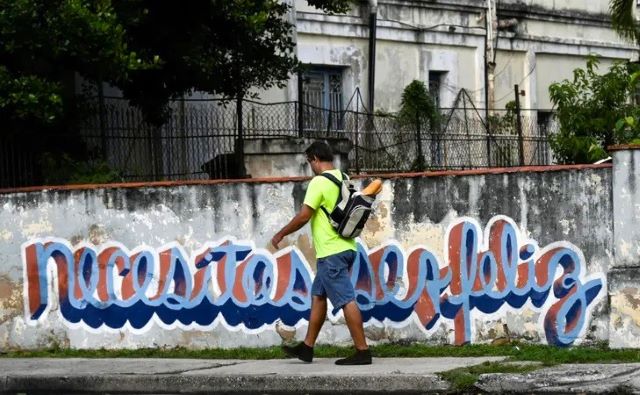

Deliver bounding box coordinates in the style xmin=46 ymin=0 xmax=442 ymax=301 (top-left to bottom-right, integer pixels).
xmin=271 ymin=204 xmax=315 ymax=248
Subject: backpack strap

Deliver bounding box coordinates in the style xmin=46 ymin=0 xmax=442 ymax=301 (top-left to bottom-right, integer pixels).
xmin=319 ymin=172 xmax=345 ymax=219
xmin=320 ymin=205 xmax=332 ymax=218
xmin=320 ymin=172 xmax=342 ymax=187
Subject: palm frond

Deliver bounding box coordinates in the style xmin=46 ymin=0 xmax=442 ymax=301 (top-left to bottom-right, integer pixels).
xmin=610 ymin=0 xmax=640 ymax=43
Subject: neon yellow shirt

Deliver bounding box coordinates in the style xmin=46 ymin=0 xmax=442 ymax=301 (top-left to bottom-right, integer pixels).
xmin=303 ymin=169 xmax=357 ymax=259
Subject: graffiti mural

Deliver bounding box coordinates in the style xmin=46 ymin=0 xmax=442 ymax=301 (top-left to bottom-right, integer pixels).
xmin=22 ymin=216 xmax=604 ymax=346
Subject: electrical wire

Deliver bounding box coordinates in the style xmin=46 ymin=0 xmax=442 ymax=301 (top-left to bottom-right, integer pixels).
xmin=364 ymin=12 xmax=524 ymax=102
xmin=492 ymin=64 xmax=537 ymax=103
xmin=492 ymin=52 xmax=515 ymax=79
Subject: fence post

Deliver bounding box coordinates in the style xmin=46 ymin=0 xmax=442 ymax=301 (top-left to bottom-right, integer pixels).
xmin=179 ymin=97 xmax=188 ymax=177
xmin=365 ymin=113 xmax=375 ymax=171
xmin=98 ymin=80 xmax=107 ymax=160
xmin=236 ymin=96 xmax=246 ymax=178
xmin=416 ymin=113 xmax=424 ymax=171
xmin=514 ymin=84 xmax=525 ymax=166
xmin=297 ymin=70 xmax=304 ymax=137
xmin=355 ymin=94 xmax=360 ymax=174
xmin=152 ymin=126 xmax=163 ymax=181
xmin=463 ymin=95 xmax=471 ymax=168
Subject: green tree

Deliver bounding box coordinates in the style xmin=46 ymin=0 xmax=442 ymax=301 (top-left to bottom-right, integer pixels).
xmin=1 ymin=0 xmax=352 ymax=128
xmin=398 ymin=80 xmax=440 ymax=127
xmin=0 ymin=0 xmax=154 ymax=185
xmin=0 ymin=0 xmax=150 ymax=132
xmin=397 ymin=80 xmax=440 ymax=170
xmin=549 ymin=57 xmax=640 ymax=164
xmin=0 ymin=0 xmax=351 ymax=185
xmin=113 ymin=0 xmax=305 ymax=123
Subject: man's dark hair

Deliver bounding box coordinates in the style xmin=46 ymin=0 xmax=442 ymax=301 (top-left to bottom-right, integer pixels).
xmin=305 ymin=141 xmax=334 ymax=162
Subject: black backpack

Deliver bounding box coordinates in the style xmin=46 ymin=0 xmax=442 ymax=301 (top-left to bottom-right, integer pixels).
xmin=319 ymin=172 xmax=374 ymax=238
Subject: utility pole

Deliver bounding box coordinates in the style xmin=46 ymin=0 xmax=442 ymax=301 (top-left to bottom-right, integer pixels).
xmin=367 ymin=0 xmax=378 ymax=114
xmin=483 ymin=19 xmax=491 ymax=166
xmin=486 ymin=0 xmax=497 ymax=115
xmin=514 ymin=84 xmax=524 ymax=166
xmin=297 ymin=69 xmax=304 ymax=137
xmin=364 ymin=0 xmax=378 ymax=171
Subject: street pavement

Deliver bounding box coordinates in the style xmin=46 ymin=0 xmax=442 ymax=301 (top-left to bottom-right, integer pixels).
xmin=1 ymin=357 xmax=640 ymax=394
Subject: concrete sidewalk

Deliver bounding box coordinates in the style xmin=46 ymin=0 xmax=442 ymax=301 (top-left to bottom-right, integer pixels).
xmin=1 ymin=357 xmax=640 ymax=394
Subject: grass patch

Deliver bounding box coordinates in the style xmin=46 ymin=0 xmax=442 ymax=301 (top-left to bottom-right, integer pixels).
xmin=3 ymin=341 xmax=640 ymax=364
xmin=0 ymin=345 xmax=356 ymax=360
xmin=0 ymin=343 xmax=515 ymax=359
xmin=439 ymin=361 xmax=541 ymax=391
xmin=507 ymin=342 xmax=640 ymax=364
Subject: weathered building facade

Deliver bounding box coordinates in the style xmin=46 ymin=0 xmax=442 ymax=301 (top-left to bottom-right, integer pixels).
xmin=262 ymin=0 xmax=637 ymax=118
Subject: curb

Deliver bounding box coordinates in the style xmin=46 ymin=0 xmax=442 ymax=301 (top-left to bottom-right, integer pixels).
xmin=1 ymin=374 xmax=450 ymax=394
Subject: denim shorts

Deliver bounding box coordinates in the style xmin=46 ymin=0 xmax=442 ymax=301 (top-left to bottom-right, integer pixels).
xmin=311 ymin=249 xmax=357 ymax=310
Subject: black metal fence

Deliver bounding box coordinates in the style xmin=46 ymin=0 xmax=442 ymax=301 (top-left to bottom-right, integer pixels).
xmin=0 ymin=134 xmax=39 ymax=189
xmin=0 ymin=96 xmax=555 ymax=188
xmin=343 ymin=107 xmax=553 ymax=173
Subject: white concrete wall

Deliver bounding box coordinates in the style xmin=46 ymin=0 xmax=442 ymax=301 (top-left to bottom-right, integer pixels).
xmin=535 ymin=54 xmax=618 ymax=110
xmin=0 ymin=164 xmax=616 ymax=350
xmin=501 ymin=0 xmax=613 ymax=15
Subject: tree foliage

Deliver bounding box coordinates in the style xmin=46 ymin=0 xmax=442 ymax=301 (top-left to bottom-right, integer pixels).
xmin=0 ymin=0 xmax=352 ymax=130
xmin=0 ymin=0 xmax=150 ymax=131
xmin=549 ymin=57 xmax=640 ymax=164
xmin=398 ymin=80 xmax=440 ymax=129
xmin=0 ymin=0 xmax=351 ymax=185
xmin=112 ymin=0 xmax=304 ymax=124
xmin=397 ymin=80 xmax=441 ymax=170
xmin=610 ymin=0 xmax=640 ymax=44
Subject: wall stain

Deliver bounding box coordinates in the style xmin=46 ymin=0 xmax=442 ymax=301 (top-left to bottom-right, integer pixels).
xmin=88 ymin=224 xmax=109 ymax=245
xmin=248 ymin=185 xmax=259 ymax=233
xmin=623 ymin=288 xmax=640 ymax=309
xmin=275 ymin=321 xmax=296 ymax=342
xmin=0 ymin=275 xmax=13 ymax=300
xmin=0 ymin=276 xmax=23 ymax=326
xmin=70 ymin=234 xmax=83 ymax=246
xmin=611 ymin=288 xmax=640 ymax=328
xmin=295 ymin=234 xmax=317 ymax=270
xmin=292 ymin=182 xmax=307 ymax=210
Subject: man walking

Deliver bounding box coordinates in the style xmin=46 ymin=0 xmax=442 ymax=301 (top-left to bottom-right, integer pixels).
xmin=271 ymin=141 xmax=371 ymax=365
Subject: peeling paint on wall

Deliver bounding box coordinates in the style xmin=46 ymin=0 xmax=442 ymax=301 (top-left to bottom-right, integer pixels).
xmin=0 ymin=275 xmax=23 ymax=328
xmin=0 ymin=230 xmax=12 ymax=242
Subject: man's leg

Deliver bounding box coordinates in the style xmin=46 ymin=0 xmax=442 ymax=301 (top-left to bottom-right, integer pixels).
xmin=304 ymin=295 xmax=327 ymax=347
xmin=342 ymin=300 xmax=368 ymax=350
xmin=335 ymin=300 xmax=371 ymax=365
xmin=333 ymin=250 xmax=371 ymax=365
xmin=282 ymin=276 xmax=327 ymax=362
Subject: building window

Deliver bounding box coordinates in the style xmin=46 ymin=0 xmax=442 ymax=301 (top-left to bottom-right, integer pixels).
xmin=302 ymin=68 xmax=343 ymax=130
xmin=537 ymin=111 xmax=553 ymax=134
xmin=428 ymin=71 xmax=446 ymax=109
